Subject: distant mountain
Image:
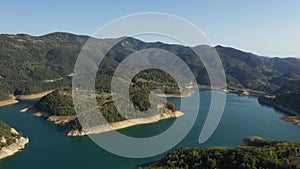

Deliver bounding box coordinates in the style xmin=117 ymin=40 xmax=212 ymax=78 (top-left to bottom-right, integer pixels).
xmin=269 ymin=57 xmax=300 ymax=75
xmin=0 ymin=32 xmax=300 ymax=100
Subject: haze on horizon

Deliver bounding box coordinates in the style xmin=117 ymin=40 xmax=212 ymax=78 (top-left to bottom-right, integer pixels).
xmin=1 ymin=0 xmax=299 ymax=58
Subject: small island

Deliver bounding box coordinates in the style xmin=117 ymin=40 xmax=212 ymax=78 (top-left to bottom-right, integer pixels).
xmin=0 ymin=120 xmax=29 ymax=159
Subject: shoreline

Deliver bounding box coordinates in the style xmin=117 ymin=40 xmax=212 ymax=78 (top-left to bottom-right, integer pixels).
xmin=222 ymin=87 xmax=266 ymax=97
xmin=0 ymin=137 xmax=29 ymax=160
xmin=21 ymin=107 xmax=77 ymax=125
xmin=156 ymin=91 xmax=193 ymax=98
xmin=67 ymin=110 xmax=184 ymax=136
xmin=280 ymin=116 xmax=300 ymax=126
xmin=16 ymin=86 xmax=300 ymax=131
xmin=198 ymin=84 xmax=224 ymax=91
xmin=155 ymin=85 xmax=195 ymax=98
xmin=202 ymin=85 xmax=300 ymax=127
xmin=15 ymin=90 xmax=54 ymax=100
xmin=0 ymin=127 xmax=29 ymax=160
xmin=21 ymin=106 xmax=183 ymax=137
xmin=0 ymin=95 xmax=19 ymax=107
xmin=135 ymin=84 xmax=299 ymax=128
xmin=258 ymin=96 xmax=300 ymax=126
xmin=0 ymin=90 xmax=54 ymax=107
xmin=258 ymin=96 xmax=299 ymax=116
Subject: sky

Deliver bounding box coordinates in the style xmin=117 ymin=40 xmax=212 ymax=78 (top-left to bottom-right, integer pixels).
xmin=1 ymin=0 xmax=300 ymax=57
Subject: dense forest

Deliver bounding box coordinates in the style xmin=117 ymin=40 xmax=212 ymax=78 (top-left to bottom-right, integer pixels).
xmin=0 ymin=33 xmax=87 ymax=100
xmin=275 ymin=91 xmax=300 ymax=112
xmin=258 ymin=73 xmax=300 ymax=115
xmin=140 ymin=137 xmax=300 ymax=169
xmin=1 ymin=32 xmax=300 ymax=101
xmin=34 ymin=72 xmax=179 ymax=131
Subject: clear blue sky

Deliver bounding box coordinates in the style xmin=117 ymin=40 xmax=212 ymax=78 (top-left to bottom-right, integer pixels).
xmin=1 ymin=0 xmax=299 ymax=57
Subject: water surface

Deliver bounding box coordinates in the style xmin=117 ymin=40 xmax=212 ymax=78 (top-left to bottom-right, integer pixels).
xmin=0 ymin=90 xmax=299 ymax=169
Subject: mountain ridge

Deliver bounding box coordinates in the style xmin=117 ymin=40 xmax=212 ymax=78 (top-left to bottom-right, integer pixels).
xmin=2 ymin=31 xmax=299 ymax=59
xmin=0 ymin=32 xmax=300 ymax=101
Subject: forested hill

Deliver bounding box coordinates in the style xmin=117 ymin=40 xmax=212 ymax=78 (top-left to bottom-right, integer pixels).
xmin=140 ymin=137 xmax=300 ymax=169
xmin=0 ymin=32 xmax=88 ymax=100
xmin=1 ymin=32 xmax=300 ymax=100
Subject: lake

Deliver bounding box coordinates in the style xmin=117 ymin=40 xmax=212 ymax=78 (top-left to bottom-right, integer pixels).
xmin=0 ymin=89 xmax=299 ymax=169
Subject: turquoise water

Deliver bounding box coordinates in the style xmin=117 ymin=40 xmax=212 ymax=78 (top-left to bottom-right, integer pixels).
xmin=0 ymin=90 xmax=299 ymax=169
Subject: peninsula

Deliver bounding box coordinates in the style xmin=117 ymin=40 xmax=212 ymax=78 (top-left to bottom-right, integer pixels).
xmin=21 ymin=86 xmax=183 ymax=136
xmin=0 ymin=120 xmax=29 ymax=159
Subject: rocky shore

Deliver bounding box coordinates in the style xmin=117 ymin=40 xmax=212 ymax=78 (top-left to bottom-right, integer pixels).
xmin=258 ymin=96 xmax=300 ymax=126
xmin=21 ymin=106 xmax=183 ymax=137
xmin=21 ymin=107 xmax=76 ymax=125
xmin=67 ymin=110 xmax=183 ymax=136
xmin=0 ymin=127 xmax=29 ymax=160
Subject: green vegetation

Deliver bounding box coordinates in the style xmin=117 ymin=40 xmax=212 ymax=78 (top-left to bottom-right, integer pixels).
xmin=1 ymin=32 xmax=300 ymax=102
xmin=0 ymin=33 xmax=83 ymax=99
xmin=1 ymin=32 xmax=300 ymax=129
xmin=131 ymin=69 xmax=181 ymax=95
xmin=275 ymin=91 xmax=300 ymax=113
xmin=0 ymin=120 xmax=21 ymax=148
xmin=1 ymin=32 xmax=300 ymax=167
xmin=34 ymin=71 xmax=179 ymax=131
xmin=140 ymin=139 xmax=300 ymax=169
xmin=34 ymin=88 xmax=75 ymax=116
xmin=258 ymin=73 xmax=300 ymax=115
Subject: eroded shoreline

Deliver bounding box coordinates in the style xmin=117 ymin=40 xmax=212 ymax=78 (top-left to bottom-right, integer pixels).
xmin=21 ymin=106 xmax=183 ymax=136
xmin=0 ymin=95 xmax=19 ymax=107
xmin=67 ymin=110 xmax=183 ymax=136
xmin=15 ymin=90 xmax=54 ymax=100
xmin=0 ymin=128 xmax=29 ymax=160
xmin=0 ymin=90 xmax=53 ymax=107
